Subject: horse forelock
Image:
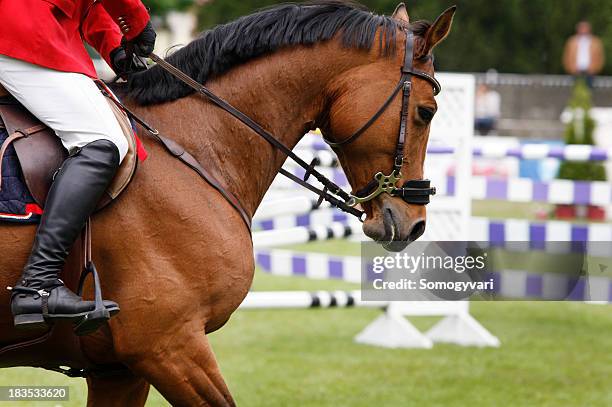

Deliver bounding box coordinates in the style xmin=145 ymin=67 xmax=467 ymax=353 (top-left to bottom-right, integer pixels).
xmin=127 ymin=1 xmax=430 ymax=106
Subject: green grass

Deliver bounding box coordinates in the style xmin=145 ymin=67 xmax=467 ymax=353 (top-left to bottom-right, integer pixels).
xmin=2 ymin=200 xmax=610 ymax=405
xmin=1 ymin=271 xmax=611 ymax=406
xmin=472 ymin=199 xmax=612 ymax=224
xmin=472 ymin=200 xmax=550 ymax=220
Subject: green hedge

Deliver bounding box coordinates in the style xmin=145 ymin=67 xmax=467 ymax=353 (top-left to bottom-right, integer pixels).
xmin=558 ymin=80 xmax=607 ymax=182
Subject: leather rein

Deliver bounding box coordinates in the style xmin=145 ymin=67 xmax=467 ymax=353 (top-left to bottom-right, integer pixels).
xmin=113 ymin=28 xmax=440 ymax=231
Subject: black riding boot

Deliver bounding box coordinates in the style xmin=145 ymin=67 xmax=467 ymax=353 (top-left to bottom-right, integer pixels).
xmin=9 ymin=139 xmax=121 ymax=334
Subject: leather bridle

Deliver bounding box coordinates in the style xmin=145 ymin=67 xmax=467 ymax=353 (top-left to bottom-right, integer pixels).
xmin=323 ymin=30 xmax=439 ymax=208
xmin=116 ymin=28 xmax=441 ymax=229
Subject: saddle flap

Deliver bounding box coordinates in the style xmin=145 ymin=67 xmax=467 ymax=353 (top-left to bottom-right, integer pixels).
xmin=0 ymin=95 xmax=138 ymax=211
xmin=0 ymin=102 xmax=66 ymax=206
xmin=104 ymin=98 xmax=137 ymax=201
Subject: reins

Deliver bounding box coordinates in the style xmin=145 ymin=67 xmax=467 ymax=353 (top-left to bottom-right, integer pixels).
xmin=322 ymin=32 xmax=439 ymax=207
xmin=108 ymin=29 xmax=441 ymax=232
xmin=146 ymin=53 xmax=365 ymax=220
xmin=99 ymin=84 xmax=254 ymax=230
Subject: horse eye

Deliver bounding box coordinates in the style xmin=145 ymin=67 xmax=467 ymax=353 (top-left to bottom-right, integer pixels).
xmin=417 ymin=106 xmax=435 ymax=123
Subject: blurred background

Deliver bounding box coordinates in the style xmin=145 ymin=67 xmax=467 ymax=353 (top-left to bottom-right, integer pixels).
xmin=96 ymin=0 xmax=612 ymax=138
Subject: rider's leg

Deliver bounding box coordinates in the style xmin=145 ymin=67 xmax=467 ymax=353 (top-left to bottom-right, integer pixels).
xmin=0 ymin=55 xmax=128 ymax=332
xmin=0 ymin=55 xmax=128 ymax=159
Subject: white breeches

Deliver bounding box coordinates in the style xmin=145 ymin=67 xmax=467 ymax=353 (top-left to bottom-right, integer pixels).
xmin=0 ymin=54 xmax=128 ymax=162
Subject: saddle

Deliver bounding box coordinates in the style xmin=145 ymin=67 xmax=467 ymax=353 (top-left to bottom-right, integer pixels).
xmin=0 ymin=84 xmax=138 ymax=212
xmin=0 ymin=62 xmax=254 ymax=377
xmin=0 ymin=82 xmax=139 ymax=376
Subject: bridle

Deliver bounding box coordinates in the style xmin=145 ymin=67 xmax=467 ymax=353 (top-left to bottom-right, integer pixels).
xmin=116 ymin=28 xmax=441 ymax=230
xmin=322 ymin=30 xmax=439 ymax=208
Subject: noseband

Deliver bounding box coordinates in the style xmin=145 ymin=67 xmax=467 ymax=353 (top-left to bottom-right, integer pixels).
xmin=323 ymin=31 xmax=439 ymax=207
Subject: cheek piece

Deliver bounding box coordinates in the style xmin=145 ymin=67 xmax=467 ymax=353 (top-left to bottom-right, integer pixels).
xmin=323 ymin=30 xmax=439 ymax=208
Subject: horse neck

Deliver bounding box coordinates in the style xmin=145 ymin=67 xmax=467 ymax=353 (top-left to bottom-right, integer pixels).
xmin=159 ymin=43 xmax=368 ymax=218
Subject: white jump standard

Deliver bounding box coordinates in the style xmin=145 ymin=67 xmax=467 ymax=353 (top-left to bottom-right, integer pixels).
xmin=239 ymin=291 xmax=500 ymax=349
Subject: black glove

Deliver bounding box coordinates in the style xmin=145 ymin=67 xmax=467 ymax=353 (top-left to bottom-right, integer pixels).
xmin=110 ymin=46 xmax=148 ymax=78
xmin=123 ymin=20 xmax=156 ymax=57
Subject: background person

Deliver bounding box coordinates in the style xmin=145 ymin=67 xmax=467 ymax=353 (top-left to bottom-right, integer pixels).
xmin=562 ymin=21 xmax=605 ymax=88
xmin=474 ymin=83 xmax=501 ymax=135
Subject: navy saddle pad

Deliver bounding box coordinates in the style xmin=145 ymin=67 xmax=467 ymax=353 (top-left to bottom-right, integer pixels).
xmin=0 ymin=127 xmax=42 ymax=223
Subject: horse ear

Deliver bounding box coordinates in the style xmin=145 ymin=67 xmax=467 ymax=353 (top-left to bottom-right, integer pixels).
xmin=392 ymin=3 xmax=409 ymax=24
xmin=424 ymin=6 xmax=456 ymax=53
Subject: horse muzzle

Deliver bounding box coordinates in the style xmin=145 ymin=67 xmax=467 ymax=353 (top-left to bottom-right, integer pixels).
xmin=363 ymin=194 xmax=427 ymax=252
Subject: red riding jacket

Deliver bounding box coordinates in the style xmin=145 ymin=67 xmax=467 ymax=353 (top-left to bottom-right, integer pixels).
xmin=0 ymin=0 xmax=150 ymax=78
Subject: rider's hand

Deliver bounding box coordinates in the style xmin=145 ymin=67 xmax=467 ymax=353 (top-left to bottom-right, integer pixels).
xmin=110 ymin=46 xmax=148 ymax=78
xmin=123 ymin=20 xmax=156 ymax=57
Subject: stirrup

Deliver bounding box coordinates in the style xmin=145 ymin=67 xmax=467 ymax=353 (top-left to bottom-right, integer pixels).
xmin=73 ymin=261 xmax=112 ymax=336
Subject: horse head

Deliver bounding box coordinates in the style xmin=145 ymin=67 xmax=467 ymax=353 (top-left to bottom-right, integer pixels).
xmin=319 ymin=4 xmax=456 ymax=250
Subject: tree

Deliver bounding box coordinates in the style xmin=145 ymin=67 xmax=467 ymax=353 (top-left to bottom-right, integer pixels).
xmin=147 ymin=0 xmax=195 ymax=17
xmin=192 ymin=0 xmax=612 ymax=75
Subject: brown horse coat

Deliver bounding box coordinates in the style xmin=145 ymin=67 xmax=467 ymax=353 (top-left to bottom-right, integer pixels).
xmin=0 ymin=3 xmax=455 ymax=405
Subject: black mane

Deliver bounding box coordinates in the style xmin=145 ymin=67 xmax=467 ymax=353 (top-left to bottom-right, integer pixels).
xmin=127 ymin=1 xmax=429 ymax=105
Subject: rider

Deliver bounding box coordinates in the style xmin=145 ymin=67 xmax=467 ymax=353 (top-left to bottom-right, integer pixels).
xmin=0 ymin=0 xmax=156 ymax=332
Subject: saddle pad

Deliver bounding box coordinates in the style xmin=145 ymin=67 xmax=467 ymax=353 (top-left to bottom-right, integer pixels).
xmin=0 ymin=127 xmax=42 ymax=223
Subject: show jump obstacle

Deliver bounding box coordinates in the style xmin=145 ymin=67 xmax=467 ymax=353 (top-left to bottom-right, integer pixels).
xmin=243 ymin=74 xmax=505 ymax=349
xmin=239 ymin=290 xmax=499 ymax=349
xmin=247 ymin=70 xmax=612 ymax=347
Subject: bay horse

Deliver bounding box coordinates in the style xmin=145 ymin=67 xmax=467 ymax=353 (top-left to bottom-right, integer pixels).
xmin=0 ymin=2 xmax=455 ymax=405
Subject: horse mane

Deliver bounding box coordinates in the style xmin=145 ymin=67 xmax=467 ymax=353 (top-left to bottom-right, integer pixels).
xmin=126 ymin=1 xmax=430 ymax=105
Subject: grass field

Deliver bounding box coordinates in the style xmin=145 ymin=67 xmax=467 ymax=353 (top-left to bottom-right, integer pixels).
xmin=1 ymin=202 xmax=610 ymax=406
xmin=2 ymin=268 xmax=611 ymax=406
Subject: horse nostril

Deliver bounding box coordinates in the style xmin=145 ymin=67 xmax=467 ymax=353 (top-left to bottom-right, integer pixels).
xmin=408 ymin=220 xmax=426 ymax=242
